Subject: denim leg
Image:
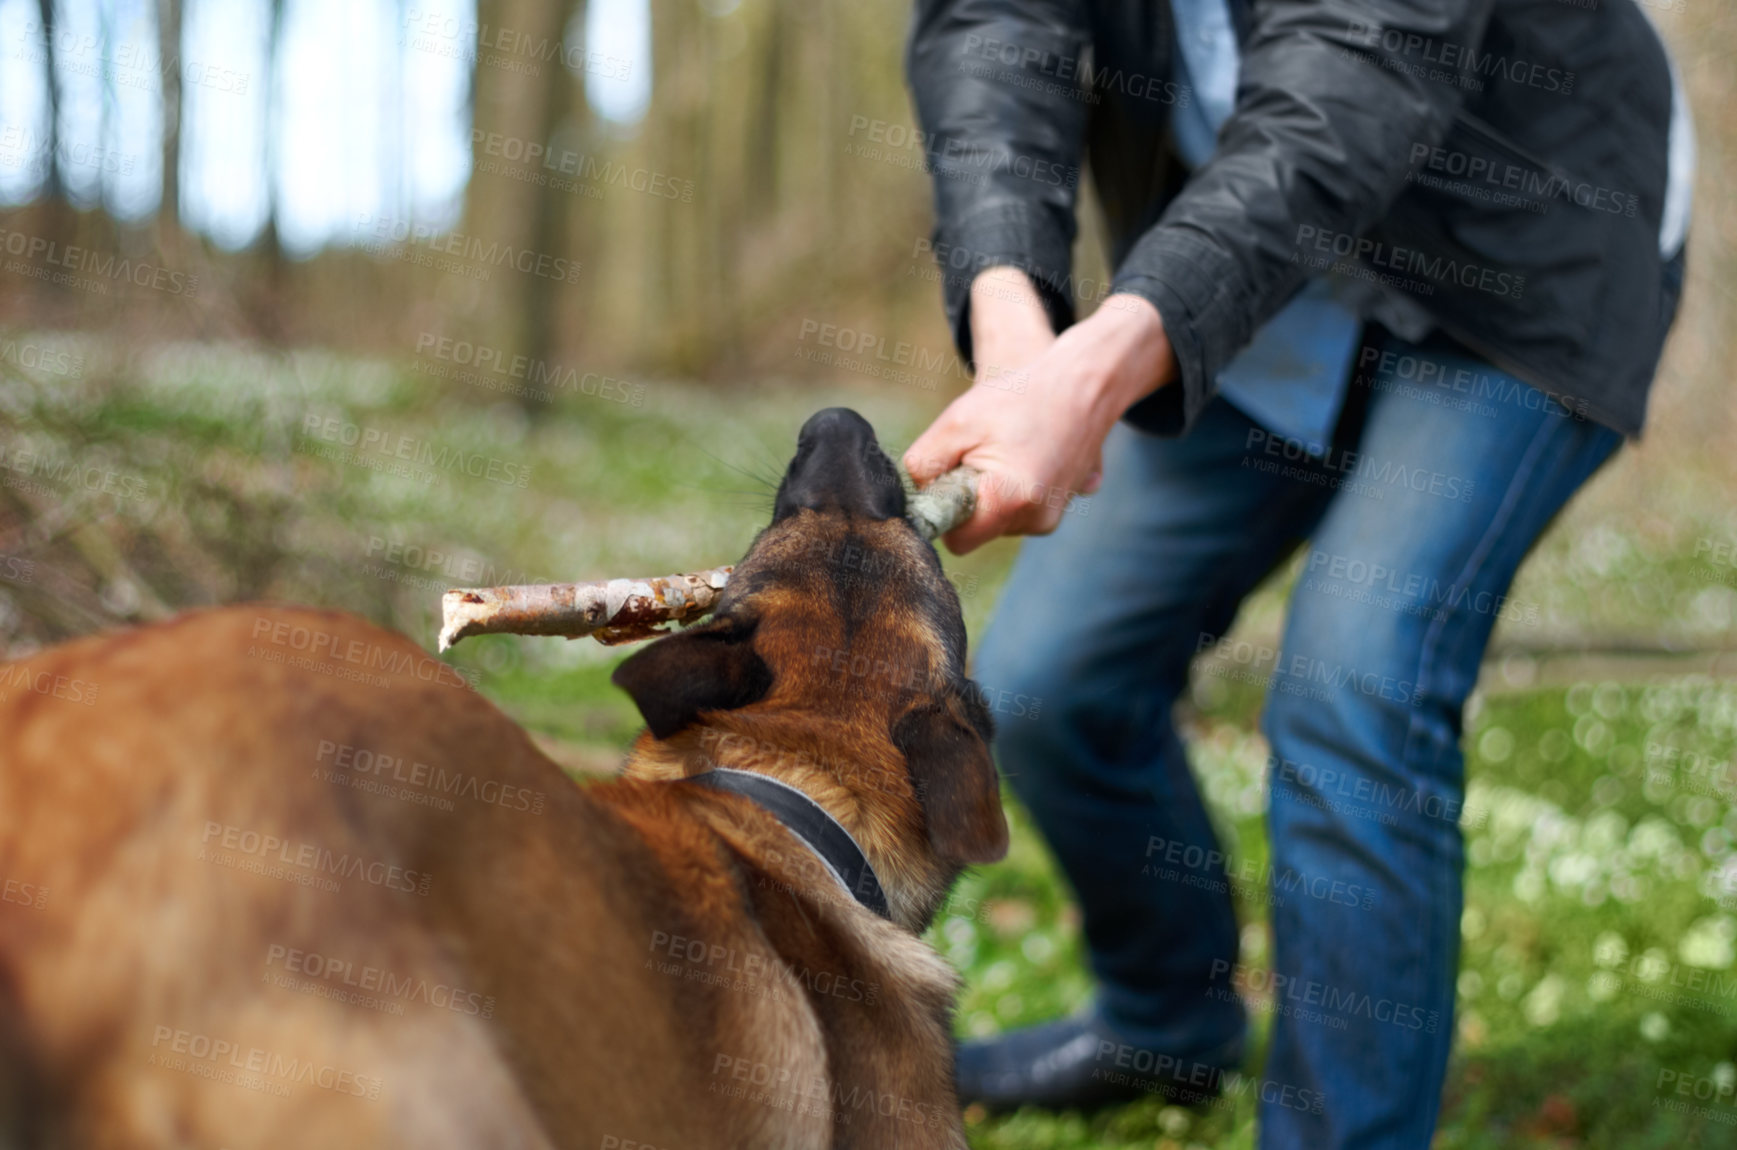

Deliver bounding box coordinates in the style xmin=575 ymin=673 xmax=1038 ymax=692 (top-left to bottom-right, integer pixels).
xmin=1257 ymin=336 xmax=1622 ymax=1149
xmin=974 ymin=398 xmax=1332 ymax=1059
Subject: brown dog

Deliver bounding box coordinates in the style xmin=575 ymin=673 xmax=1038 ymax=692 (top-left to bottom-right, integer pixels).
xmin=0 ymin=408 xmax=1007 ymax=1149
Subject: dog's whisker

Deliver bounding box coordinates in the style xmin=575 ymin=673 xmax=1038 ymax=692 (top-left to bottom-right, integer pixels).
xmin=693 ymin=445 xmax=782 ymax=494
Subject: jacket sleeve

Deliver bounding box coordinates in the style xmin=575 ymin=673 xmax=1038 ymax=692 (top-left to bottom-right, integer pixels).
xmin=1115 ymin=0 xmax=1497 ymax=435
xmin=905 ymin=0 xmax=1093 ymax=366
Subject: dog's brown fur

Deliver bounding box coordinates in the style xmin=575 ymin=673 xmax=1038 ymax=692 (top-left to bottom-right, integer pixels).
xmin=0 ymin=443 xmax=1008 ymax=1148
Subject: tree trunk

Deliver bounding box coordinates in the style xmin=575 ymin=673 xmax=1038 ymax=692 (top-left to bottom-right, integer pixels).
xmin=35 ymin=0 xmax=61 ymax=204
xmin=519 ymin=1 xmax=579 ymax=418
xmin=155 ymin=0 xmax=181 ymax=244
xmin=462 ymin=0 xmax=576 ymax=406
xmin=253 ymin=0 xmax=288 ymax=341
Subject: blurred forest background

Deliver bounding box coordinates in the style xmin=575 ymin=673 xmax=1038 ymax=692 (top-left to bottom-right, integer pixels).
xmin=0 ymin=0 xmax=964 ymax=377
xmin=1 ymin=0 xmax=1731 ymax=655
xmin=4 ymin=1 xmax=1737 ymax=1145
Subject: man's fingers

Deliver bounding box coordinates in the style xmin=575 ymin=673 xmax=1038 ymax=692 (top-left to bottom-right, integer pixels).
xmin=941 ymin=511 xmax=1009 ymax=556
xmin=939 ymin=465 xmax=1020 ymax=554
xmin=938 ymin=468 xmax=1065 ymax=555
xmin=903 ymin=421 xmax=967 ymax=486
xmin=1081 ymin=451 xmax=1104 ymax=495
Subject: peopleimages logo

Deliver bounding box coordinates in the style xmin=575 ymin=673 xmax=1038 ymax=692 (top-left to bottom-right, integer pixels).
xmin=248 ymin=615 xmax=476 ymax=692
xmin=908 ymin=238 xmax=1116 ymax=308
xmin=1344 ymin=22 xmax=1575 ymax=94
xmin=1143 ymin=833 xmax=1378 ymax=911
xmin=355 ymin=213 xmax=583 ymax=284
xmin=199 ymin=821 xmax=432 ymax=897
xmin=471 ymin=130 xmax=694 ymax=202
xmin=957 ymin=32 xmax=1192 ymax=107
xmin=9 ymin=21 xmax=250 ymax=95
xmin=1295 ymin=225 xmax=1524 ymax=300
xmin=0 ymin=225 xmax=197 ymax=296
xmin=1 ymin=877 xmax=48 ymax=910
xmin=0 ymin=663 xmax=98 ymax=707
xmin=1243 ymin=427 xmax=1479 ymax=506
xmin=403 ymin=9 xmax=632 ymax=80
xmin=148 ymin=1025 xmax=382 ymax=1099
xmin=265 ymin=944 xmax=496 ymax=1020
xmin=1408 ymin=142 xmax=1638 ymax=217
xmin=314 ymin=739 xmax=546 ymax=815
xmin=794 ymin=318 xmax=968 ymax=391
xmin=414 ymin=334 xmax=647 ymax=407
xmin=0 ymin=441 xmax=148 ymax=501
xmin=298 ymin=414 xmax=532 ymax=489
xmin=0 ymin=336 xmax=84 ymax=377
xmin=1208 ymin=959 xmax=1440 ymax=1033
xmin=0 ymin=125 xmax=135 ymax=177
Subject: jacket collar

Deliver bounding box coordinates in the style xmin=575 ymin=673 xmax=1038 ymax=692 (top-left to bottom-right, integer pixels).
xmin=683 ymin=768 xmax=892 ymax=920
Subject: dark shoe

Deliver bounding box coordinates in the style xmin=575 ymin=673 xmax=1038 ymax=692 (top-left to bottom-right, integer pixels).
xmin=954 ymin=1011 xmax=1243 ymax=1113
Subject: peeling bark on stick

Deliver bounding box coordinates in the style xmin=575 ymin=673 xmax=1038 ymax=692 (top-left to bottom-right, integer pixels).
xmin=438 ymin=569 xmax=732 ymax=651
xmin=437 ymin=467 xmax=979 ymax=651
xmin=904 ymin=466 xmax=977 ymax=544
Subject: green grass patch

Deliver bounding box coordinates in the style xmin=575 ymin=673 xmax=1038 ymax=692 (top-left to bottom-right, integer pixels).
xmin=7 ymin=338 xmax=1737 ymax=1147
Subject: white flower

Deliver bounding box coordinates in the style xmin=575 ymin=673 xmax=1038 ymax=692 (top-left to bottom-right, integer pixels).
xmin=1679 ymin=916 xmax=1736 ymax=969
xmin=1592 ymin=932 xmax=1628 ymax=968
xmin=1523 ymin=975 xmax=1564 ymax=1027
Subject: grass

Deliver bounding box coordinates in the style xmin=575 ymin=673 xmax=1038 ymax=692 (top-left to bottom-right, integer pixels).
xmin=4 ymin=339 xmax=1737 ymax=1147
xmin=935 ymin=682 xmax=1737 ymax=1149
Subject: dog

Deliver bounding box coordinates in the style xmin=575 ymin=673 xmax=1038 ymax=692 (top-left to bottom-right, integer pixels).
xmin=0 ymin=407 xmax=1007 ymax=1149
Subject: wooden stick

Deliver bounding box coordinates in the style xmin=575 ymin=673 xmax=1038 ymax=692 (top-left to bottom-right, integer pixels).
xmin=438 ymin=467 xmax=979 ymax=651
xmin=902 ymin=466 xmax=977 ymax=545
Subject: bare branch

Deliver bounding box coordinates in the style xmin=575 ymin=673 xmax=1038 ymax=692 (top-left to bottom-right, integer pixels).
xmin=437 ymin=467 xmax=979 ymax=651
xmin=904 ymin=466 xmax=978 ymax=543
xmin=439 ymin=568 xmax=732 ymax=652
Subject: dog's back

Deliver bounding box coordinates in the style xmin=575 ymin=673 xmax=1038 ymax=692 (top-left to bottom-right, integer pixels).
xmin=0 ymin=607 xmax=835 ymax=1148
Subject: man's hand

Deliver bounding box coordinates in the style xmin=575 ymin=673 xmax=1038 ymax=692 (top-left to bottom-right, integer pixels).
xmin=904 ymin=268 xmax=1177 ymax=554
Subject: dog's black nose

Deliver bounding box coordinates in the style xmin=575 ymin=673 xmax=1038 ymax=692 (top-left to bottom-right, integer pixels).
xmin=774 ymin=407 xmax=906 ymax=522
xmin=798 ymin=407 xmax=876 ymax=448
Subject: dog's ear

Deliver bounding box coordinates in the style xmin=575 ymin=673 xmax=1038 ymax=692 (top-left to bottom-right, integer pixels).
xmin=610 ymin=616 xmax=773 ymax=740
xmin=891 ymin=684 xmax=1009 ymax=865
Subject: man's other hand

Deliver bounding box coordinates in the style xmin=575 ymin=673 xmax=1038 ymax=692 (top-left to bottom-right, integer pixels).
xmin=904 ymin=268 xmax=1177 ymax=554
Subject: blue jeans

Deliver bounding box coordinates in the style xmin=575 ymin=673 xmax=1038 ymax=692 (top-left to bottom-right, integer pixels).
xmin=973 ymin=325 xmax=1623 ymax=1148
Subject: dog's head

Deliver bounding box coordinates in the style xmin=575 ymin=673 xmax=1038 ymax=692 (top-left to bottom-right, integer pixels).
xmin=611 ymin=408 xmax=1009 ymax=902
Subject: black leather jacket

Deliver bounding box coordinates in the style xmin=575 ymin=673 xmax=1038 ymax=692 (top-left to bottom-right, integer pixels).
xmin=906 ymin=0 xmax=1687 ymax=436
